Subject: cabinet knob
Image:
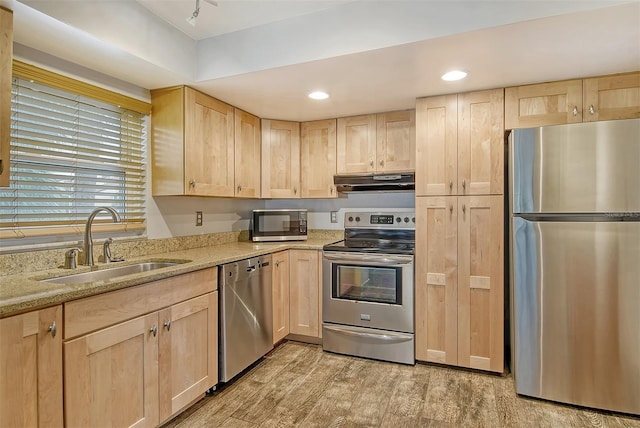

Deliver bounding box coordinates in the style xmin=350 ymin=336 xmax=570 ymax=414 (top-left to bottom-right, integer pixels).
xmin=379 ymin=160 xmax=384 ymax=167
xmin=462 ymin=179 xmax=466 ymax=191
xmin=237 ymin=185 xmax=242 ymax=192
xmin=449 ymin=204 xmax=453 ymax=214
xmin=589 ymin=104 xmax=595 ymax=115
xmin=48 ymin=321 xmax=57 ymax=338
xmin=189 ymin=179 xmax=196 ymax=188
xmin=449 ymin=180 xmax=453 ymax=191
xmin=572 ymin=106 xmax=579 ymax=116
xmin=462 ymin=204 xmax=466 ymax=214
xmin=275 ymin=260 xmax=281 ymax=267
xmin=369 ymin=160 xmax=374 ymax=167
xmin=164 ymin=320 xmax=171 ymax=331
xmin=150 ymin=325 xmax=158 ymax=337
xmin=330 ymin=187 xmax=334 ymax=195
xmin=293 ymin=187 xmax=297 ymax=195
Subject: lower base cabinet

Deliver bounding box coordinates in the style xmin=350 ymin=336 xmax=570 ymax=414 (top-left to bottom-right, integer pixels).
xmin=272 ymin=250 xmax=290 ymax=344
xmin=0 ymin=305 xmax=63 ymax=428
xmin=289 ymin=250 xmax=322 ymax=338
xmin=415 ymin=195 xmax=504 ymax=373
xmin=63 ymin=268 xmax=218 ymax=427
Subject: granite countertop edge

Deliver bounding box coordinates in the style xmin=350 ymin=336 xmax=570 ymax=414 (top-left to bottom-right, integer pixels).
xmin=0 ymin=238 xmax=339 ymax=319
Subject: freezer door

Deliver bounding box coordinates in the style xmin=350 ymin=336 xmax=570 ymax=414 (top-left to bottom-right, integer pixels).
xmin=511 ymin=118 xmax=640 ymax=214
xmin=512 ymin=218 xmax=640 ymax=414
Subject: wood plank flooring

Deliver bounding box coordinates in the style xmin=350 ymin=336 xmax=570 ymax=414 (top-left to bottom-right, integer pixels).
xmin=162 ymin=341 xmax=640 ymax=428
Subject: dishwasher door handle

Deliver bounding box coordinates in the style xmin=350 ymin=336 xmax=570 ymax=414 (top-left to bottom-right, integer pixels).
xmin=246 ymin=265 xmax=256 ymax=272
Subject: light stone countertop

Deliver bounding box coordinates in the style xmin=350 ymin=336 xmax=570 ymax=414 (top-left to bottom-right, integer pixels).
xmin=0 ymin=238 xmax=340 ymax=319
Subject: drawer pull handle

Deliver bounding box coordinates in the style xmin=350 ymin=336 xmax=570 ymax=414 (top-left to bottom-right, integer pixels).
xmin=164 ymin=320 xmax=171 ymax=331
xmin=150 ymin=325 xmax=158 ymax=337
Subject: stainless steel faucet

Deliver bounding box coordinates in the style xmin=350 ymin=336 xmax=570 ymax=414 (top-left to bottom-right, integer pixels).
xmin=82 ymin=207 xmax=121 ymax=266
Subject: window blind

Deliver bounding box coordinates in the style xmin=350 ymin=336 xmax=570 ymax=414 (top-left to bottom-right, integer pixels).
xmin=0 ymin=77 xmax=147 ymax=241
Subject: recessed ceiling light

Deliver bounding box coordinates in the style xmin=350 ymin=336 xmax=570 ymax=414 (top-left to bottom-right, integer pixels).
xmin=308 ymin=91 xmax=329 ymax=100
xmin=441 ymin=70 xmax=467 ymax=81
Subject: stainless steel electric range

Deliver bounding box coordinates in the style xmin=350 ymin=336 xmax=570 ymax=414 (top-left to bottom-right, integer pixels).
xmin=322 ymin=211 xmax=415 ymax=365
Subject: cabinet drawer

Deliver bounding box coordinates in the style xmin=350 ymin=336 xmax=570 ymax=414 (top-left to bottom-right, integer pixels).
xmin=64 ymin=267 xmax=217 ymax=339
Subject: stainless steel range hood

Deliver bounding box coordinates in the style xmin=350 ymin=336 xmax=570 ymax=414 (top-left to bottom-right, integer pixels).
xmin=334 ymin=172 xmax=415 ymax=193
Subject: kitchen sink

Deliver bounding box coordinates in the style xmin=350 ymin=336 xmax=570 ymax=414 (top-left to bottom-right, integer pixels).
xmin=41 ymin=260 xmax=190 ymax=285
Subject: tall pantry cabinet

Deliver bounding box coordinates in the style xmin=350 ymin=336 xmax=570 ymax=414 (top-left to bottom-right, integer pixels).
xmin=415 ymin=88 xmax=505 ymax=373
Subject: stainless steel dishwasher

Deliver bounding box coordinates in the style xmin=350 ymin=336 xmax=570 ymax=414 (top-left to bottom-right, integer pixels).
xmin=219 ymin=255 xmax=273 ymax=382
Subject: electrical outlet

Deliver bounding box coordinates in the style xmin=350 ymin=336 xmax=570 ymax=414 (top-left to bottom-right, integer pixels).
xmin=196 ymin=211 xmax=203 ymax=226
xmin=330 ymin=211 xmax=338 ymax=223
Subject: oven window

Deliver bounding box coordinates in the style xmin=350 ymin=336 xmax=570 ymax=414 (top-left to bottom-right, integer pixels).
xmin=332 ymin=264 xmax=402 ymax=305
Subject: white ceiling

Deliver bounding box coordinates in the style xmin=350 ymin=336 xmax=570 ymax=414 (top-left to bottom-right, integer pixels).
xmin=3 ymin=0 xmax=640 ymax=122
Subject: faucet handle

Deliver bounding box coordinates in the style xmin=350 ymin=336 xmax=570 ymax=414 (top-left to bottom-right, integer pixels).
xmin=64 ymin=248 xmax=80 ymax=269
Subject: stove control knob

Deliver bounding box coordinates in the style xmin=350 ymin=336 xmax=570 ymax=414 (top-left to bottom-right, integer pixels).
xmin=412 ymin=217 xmax=416 ymax=223
xmin=348 ymin=216 xmax=354 ymax=222
xmin=355 ymin=216 xmax=361 ymax=222
xmin=396 ymin=217 xmax=401 ymax=223
xmin=404 ymin=217 xmax=409 ymax=223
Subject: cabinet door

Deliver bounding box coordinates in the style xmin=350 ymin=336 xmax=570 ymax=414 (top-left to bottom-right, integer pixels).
xmin=505 ymin=80 xmax=583 ymax=129
xmin=457 ymin=89 xmax=504 ymax=195
xmin=301 ymin=119 xmax=337 ymax=198
xmin=583 ymin=72 xmax=640 ymax=122
xmin=415 ymin=95 xmax=458 ymax=196
xmin=272 ymin=250 xmax=290 ymax=344
xmin=65 ymin=313 xmax=159 ymax=428
xmin=159 ymin=292 xmax=217 ymax=422
xmin=234 ymin=109 xmax=261 ymax=197
xmin=261 ymin=119 xmax=300 ymax=198
xmin=289 ymin=250 xmax=320 ymax=337
xmin=184 ymin=87 xmax=235 ymax=196
xmin=415 ymin=197 xmax=458 ymax=365
xmin=336 ymin=114 xmax=376 ymax=174
xmin=0 ymin=7 xmax=11 ymax=187
xmin=0 ymin=305 xmax=63 ymax=428
xmin=376 ymin=110 xmax=415 ymax=172
xmin=457 ymin=195 xmax=504 ymax=373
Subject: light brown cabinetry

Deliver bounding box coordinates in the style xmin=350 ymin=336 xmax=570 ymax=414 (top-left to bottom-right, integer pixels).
xmin=416 ymin=89 xmax=504 ymax=196
xmin=64 ymin=268 xmax=218 ymax=427
xmin=151 ymin=86 xmax=235 ymax=197
xmin=0 ymin=7 xmax=12 ymax=187
xmin=261 ymin=119 xmax=301 ymax=198
xmin=337 ymin=110 xmax=415 ymax=174
xmin=415 ymin=196 xmax=504 ymax=372
xmin=272 ymin=250 xmax=290 ymax=344
xmin=301 ymin=119 xmax=337 ymax=198
xmin=289 ymin=250 xmax=321 ymax=337
xmin=505 ymin=72 xmax=640 ymax=128
xmin=0 ymin=305 xmax=63 ymax=427
xmin=234 ymin=109 xmax=262 ymax=197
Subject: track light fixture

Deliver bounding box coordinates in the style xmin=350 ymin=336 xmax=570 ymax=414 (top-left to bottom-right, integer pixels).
xmin=186 ymin=0 xmax=218 ymax=27
xmin=186 ymin=0 xmax=200 ymax=26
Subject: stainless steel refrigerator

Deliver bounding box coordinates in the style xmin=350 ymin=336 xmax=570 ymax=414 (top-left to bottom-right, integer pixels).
xmin=510 ymin=118 xmax=640 ymax=415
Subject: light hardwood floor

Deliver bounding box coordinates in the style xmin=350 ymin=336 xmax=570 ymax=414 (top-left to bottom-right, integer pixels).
xmin=162 ymin=341 xmax=640 ymax=428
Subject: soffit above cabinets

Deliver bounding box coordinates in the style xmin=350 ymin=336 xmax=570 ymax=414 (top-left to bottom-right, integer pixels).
xmin=4 ymin=0 xmax=640 ymax=122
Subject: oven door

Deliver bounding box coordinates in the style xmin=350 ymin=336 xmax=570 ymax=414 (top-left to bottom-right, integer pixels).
xmin=322 ymin=251 xmax=414 ymax=333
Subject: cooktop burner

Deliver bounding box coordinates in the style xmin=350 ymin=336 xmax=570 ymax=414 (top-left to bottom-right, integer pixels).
xmin=323 ymin=211 xmax=416 ymax=255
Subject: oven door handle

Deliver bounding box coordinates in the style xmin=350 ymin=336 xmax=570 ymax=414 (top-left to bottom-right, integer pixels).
xmin=323 ymin=252 xmax=413 ymax=266
xmin=323 ymin=324 xmax=413 ymax=343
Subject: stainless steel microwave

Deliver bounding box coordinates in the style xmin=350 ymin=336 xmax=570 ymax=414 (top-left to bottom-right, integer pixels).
xmin=250 ymin=209 xmax=308 ymax=242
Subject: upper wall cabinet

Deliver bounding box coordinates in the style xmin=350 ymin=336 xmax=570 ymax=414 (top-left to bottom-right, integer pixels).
xmin=505 ymin=72 xmax=640 ymax=129
xmin=416 ymin=89 xmax=504 ymax=197
xmin=337 ymin=110 xmax=415 ymax=174
xmin=234 ymin=109 xmax=261 ymax=198
xmin=301 ymin=119 xmax=337 ymax=198
xmin=151 ymin=86 xmax=235 ymax=197
xmin=0 ymin=7 xmax=12 ymax=187
xmin=262 ymin=119 xmax=300 ymax=198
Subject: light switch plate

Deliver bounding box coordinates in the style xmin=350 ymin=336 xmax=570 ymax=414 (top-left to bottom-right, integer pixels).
xmin=196 ymin=211 xmax=203 ymax=226
xmin=330 ymin=211 xmax=338 ymax=223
